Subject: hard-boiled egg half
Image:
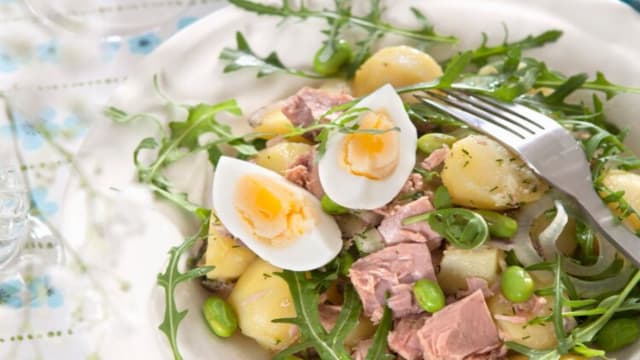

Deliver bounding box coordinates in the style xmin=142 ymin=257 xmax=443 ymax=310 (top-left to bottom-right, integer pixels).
xmin=212 ymin=156 xmax=342 ymax=271
xmin=318 ymin=84 xmax=417 ymax=209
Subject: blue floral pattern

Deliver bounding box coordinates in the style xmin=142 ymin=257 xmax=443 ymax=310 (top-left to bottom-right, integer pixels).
xmin=36 ymin=41 xmax=60 ymax=63
xmin=177 ymin=16 xmax=198 ymax=30
xmin=128 ymin=33 xmax=162 ymax=55
xmin=31 ymin=187 xmax=58 ymax=217
xmin=0 ymin=110 xmax=47 ymax=150
xmin=0 ymin=279 xmax=24 ymax=308
xmin=28 ymin=276 xmax=63 ymax=308
xmin=0 ymin=46 xmax=18 ymax=72
xmin=101 ymin=39 xmax=121 ymax=62
xmin=0 ymin=276 xmax=63 ymax=309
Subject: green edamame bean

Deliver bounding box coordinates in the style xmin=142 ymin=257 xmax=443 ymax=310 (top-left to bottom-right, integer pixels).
xmin=417 ymin=133 xmax=456 ymax=154
xmin=501 ymin=266 xmax=535 ymax=303
xmin=321 ymin=194 xmax=349 ymax=215
xmin=475 ymin=210 xmax=519 ymax=238
xmin=596 ymin=318 xmax=640 ymax=351
xmin=282 ymin=356 xmax=303 ymax=360
xmin=313 ymin=39 xmax=352 ymax=76
xmin=413 ymin=279 xmax=445 ymax=313
xmin=202 ymin=296 xmax=238 ymax=338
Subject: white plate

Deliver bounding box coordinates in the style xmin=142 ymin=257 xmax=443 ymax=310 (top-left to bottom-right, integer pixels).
xmin=62 ymin=0 xmax=640 ymax=359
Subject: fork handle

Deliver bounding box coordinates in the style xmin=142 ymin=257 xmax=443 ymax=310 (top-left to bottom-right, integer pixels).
xmin=573 ymin=187 xmax=640 ymax=268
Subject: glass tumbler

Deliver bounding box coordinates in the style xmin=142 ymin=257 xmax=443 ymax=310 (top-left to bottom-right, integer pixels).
xmin=0 ymin=165 xmax=29 ymax=269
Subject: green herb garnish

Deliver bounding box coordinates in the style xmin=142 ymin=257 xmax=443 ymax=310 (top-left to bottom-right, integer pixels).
xmin=404 ymin=208 xmax=489 ymax=249
xmin=157 ymin=223 xmax=214 ymax=360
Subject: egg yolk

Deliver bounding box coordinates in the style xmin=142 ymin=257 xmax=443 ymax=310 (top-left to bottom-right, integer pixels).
xmin=341 ymin=110 xmax=399 ymax=179
xmin=235 ymin=175 xmax=313 ymax=247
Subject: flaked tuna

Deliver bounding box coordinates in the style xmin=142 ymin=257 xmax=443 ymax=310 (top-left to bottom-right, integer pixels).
xmin=282 ymin=87 xmax=353 ymax=127
xmin=349 ymin=243 xmax=436 ymax=323
xmin=388 ymin=314 xmax=429 ymax=360
xmin=284 ymin=150 xmax=324 ymax=198
xmin=377 ymin=196 xmax=442 ymax=250
xmin=417 ymin=290 xmax=503 ymax=360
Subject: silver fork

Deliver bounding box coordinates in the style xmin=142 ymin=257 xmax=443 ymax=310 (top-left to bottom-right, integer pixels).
xmin=416 ymin=89 xmax=640 ymax=267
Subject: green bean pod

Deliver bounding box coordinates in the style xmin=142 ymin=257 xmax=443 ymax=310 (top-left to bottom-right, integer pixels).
xmin=475 ymin=210 xmax=519 ymax=238
xmin=596 ymin=318 xmax=640 ymax=351
xmin=313 ymin=39 xmax=353 ymax=76
xmin=202 ymin=296 xmax=238 ymax=338
xmin=417 ymin=133 xmax=456 ymax=154
xmin=321 ymin=194 xmax=349 ymax=215
xmin=413 ymin=279 xmax=445 ymax=313
xmin=501 ymin=266 xmax=535 ymax=303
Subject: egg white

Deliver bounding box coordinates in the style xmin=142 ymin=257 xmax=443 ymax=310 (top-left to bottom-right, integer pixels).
xmin=212 ymin=156 xmax=342 ymax=271
xmin=318 ymin=84 xmax=417 ymax=210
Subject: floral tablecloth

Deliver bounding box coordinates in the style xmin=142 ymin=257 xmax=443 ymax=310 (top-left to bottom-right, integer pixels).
xmin=0 ymin=1 xmax=225 ymax=359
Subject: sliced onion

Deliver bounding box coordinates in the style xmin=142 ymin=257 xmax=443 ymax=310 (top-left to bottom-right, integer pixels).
xmin=570 ymin=262 xmax=635 ymax=298
xmin=513 ymin=195 xmax=554 ymax=266
xmin=563 ymin=235 xmax=617 ymax=277
xmin=538 ymin=200 xmax=568 ymax=259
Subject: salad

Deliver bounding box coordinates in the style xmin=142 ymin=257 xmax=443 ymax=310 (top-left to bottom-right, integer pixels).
xmin=107 ymin=1 xmax=640 ymax=359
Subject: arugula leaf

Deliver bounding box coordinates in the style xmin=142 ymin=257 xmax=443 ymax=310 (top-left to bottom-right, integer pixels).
xmin=364 ymin=306 xmax=393 ymax=360
xmin=224 ymin=0 xmax=456 ymax=79
xmin=468 ymin=30 xmax=562 ymax=66
xmin=104 ymin=106 xmax=166 ymax=135
xmin=145 ymin=99 xmax=244 ymax=181
xmin=535 ymin=69 xmax=640 ymax=99
xmin=228 ymin=0 xmax=457 ymax=44
xmin=551 ymin=256 xmax=571 ymax=354
xmin=157 ymin=223 xmax=213 ymax=360
xmin=544 ymin=73 xmax=589 ymax=104
xmin=438 ymin=51 xmax=473 ymax=87
xmin=220 ymin=32 xmax=328 ymax=79
xmin=273 ymin=271 xmax=362 ymax=360
xmin=133 ymin=137 xmax=158 ymax=168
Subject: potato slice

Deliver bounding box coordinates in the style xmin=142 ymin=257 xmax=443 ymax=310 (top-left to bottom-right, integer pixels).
xmin=352 ymin=46 xmax=442 ymax=98
xmin=228 ymin=259 xmax=298 ymax=351
xmin=489 ymin=295 xmax=556 ymax=350
xmin=437 ymin=246 xmax=504 ymax=295
xmin=441 ymin=135 xmax=547 ymax=210
xmin=204 ymin=222 xmax=256 ymax=281
xmin=601 ymin=169 xmax=640 ymax=232
xmin=254 ymin=142 xmax=312 ymax=175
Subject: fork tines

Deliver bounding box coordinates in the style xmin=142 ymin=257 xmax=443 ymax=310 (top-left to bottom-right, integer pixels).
xmin=414 ymin=90 xmax=556 ymax=144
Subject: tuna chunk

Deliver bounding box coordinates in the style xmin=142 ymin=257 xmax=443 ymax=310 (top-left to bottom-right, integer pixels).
xmin=319 ymin=304 xmax=341 ymax=332
xmin=417 ymin=290 xmax=503 ymax=360
xmin=421 ymin=146 xmax=449 ymax=171
xmin=282 ymin=87 xmax=353 ymax=127
xmin=349 ymin=243 xmax=436 ymax=323
xmin=388 ymin=314 xmax=429 ymax=360
xmin=377 ymin=196 xmax=442 ymax=250
xmin=456 ymin=277 xmax=495 ymax=299
xmin=284 ymin=150 xmax=324 ymax=198
xmin=352 ymin=339 xmax=373 ymax=360
xmin=399 ymin=173 xmax=424 ymax=196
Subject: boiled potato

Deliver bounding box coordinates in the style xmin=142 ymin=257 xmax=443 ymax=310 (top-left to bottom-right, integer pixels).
xmin=601 ymin=169 xmax=640 ymax=231
xmin=437 ymin=246 xmax=504 ymax=295
xmin=352 ymin=45 xmax=442 ymax=97
xmin=442 ymin=135 xmax=547 ymax=210
xmin=489 ymin=295 xmax=556 ymax=350
xmin=228 ymin=259 xmax=298 ymax=351
xmin=254 ymin=142 xmax=312 ymax=175
xmin=249 ymin=103 xmax=306 ymax=142
xmin=204 ymin=221 xmax=256 ymax=281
